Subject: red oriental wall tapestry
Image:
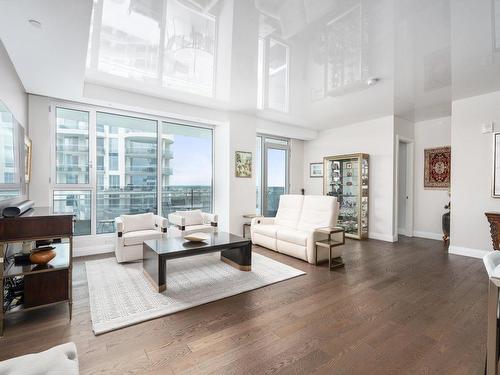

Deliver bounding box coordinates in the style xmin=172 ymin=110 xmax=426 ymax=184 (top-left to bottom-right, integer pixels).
xmin=424 ymin=146 xmax=451 ymax=189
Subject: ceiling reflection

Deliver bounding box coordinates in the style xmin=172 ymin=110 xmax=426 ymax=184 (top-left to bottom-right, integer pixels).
xmin=85 ymin=0 xmax=500 ymax=129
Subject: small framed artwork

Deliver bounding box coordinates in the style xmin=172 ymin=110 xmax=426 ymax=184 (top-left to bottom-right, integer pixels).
xmin=310 ymin=163 xmax=323 ymax=178
xmin=235 ymin=151 xmax=252 ymax=178
xmin=24 ymin=136 xmax=32 ymax=183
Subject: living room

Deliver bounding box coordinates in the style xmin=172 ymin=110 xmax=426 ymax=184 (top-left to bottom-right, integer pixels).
xmin=1 ymin=0 xmax=500 ymax=374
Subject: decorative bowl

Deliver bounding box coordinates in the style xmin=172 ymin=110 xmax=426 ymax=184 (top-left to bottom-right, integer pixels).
xmin=184 ymin=233 xmax=210 ymax=242
xmin=30 ymin=250 xmax=56 ymax=265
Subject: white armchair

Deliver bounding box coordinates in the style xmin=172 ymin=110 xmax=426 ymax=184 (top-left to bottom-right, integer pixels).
xmin=115 ymin=212 xmax=168 ymax=263
xmin=168 ymin=209 xmax=218 ymax=237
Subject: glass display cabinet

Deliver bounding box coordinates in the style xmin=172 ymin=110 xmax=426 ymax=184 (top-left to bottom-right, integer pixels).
xmin=323 ymin=153 xmax=369 ymax=239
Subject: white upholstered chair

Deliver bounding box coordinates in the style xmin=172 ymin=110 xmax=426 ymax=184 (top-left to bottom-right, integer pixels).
xmin=115 ymin=212 xmax=168 ymax=263
xmin=251 ymin=194 xmax=341 ymax=264
xmin=168 ymin=209 xmax=218 ymax=236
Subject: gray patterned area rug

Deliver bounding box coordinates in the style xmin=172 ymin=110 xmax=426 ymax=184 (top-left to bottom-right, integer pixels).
xmin=86 ymin=252 xmax=305 ymax=335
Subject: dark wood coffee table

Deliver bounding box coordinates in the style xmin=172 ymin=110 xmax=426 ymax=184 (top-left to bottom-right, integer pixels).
xmin=142 ymin=232 xmax=252 ymax=292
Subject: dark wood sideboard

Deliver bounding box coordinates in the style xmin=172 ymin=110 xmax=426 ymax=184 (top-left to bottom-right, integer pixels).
xmin=486 ymin=212 xmax=500 ymax=250
xmin=0 ymin=207 xmax=73 ymax=336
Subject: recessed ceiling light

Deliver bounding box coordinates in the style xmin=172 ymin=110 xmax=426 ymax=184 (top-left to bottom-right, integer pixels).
xmin=28 ymin=19 xmax=42 ymax=28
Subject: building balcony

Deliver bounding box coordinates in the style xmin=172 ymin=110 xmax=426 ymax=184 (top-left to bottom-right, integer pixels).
xmin=125 ymin=166 xmax=156 ymax=174
xmin=57 ymin=144 xmax=89 ymax=152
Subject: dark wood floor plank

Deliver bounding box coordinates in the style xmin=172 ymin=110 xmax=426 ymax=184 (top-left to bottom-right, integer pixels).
xmin=0 ymin=237 xmax=488 ymax=375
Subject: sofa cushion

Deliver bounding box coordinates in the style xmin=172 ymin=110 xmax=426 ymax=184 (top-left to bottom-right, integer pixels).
xmin=252 ymin=224 xmax=281 ymax=238
xmin=120 ymin=213 xmax=155 ymax=233
xmin=0 ymin=342 xmax=79 ymax=375
xmin=123 ymin=229 xmax=162 ymax=246
xmin=176 ymin=210 xmax=204 ymax=226
xmin=297 ymin=195 xmax=338 ymax=231
xmin=274 ymin=195 xmax=304 ymax=228
xmin=276 ymin=228 xmax=308 ymax=246
xmin=276 ymin=240 xmax=308 ymax=261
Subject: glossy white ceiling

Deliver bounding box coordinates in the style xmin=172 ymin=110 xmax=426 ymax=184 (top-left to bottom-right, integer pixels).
xmin=0 ymin=0 xmax=92 ymax=99
xmin=0 ymin=0 xmax=499 ymax=130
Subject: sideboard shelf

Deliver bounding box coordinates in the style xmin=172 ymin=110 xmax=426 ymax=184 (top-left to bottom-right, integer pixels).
xmin=0 ymin=207 xmax=73 ymax=336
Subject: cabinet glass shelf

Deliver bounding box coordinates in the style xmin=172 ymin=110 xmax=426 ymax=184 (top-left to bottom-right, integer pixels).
xmin=323 ymin=153 xmax=369 ymax=239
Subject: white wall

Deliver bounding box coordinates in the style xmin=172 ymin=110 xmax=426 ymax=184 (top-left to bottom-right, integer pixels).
xmin=413 ymin=117 xmax=451 ymax=240
xmin=289 ymin=139 xmax=304 ymax=194
xmin=0 ymin=40 xmax=27 ymax=128
xmin=303 ymin=116 xmax=396 ymax=241
xmin=450 ymin=91 xmax=500 ymax=258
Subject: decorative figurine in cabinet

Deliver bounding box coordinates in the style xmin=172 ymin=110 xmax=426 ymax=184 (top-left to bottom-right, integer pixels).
xmin=323 ymin=153 xmax=369 ymax=239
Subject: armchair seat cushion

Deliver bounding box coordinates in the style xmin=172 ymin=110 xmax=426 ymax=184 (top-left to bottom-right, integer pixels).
xmin=277 ymin=228 xmax=308 ymax=246
xmin=252 ymin=224 xmax=281 ymax=238
xmin=120 ymin=212 xmax=155 ymax=233
xmin=176 ymin=210 xmax=204 ymax=226
xmin=123 ymin=229 xmax=162 ymax=246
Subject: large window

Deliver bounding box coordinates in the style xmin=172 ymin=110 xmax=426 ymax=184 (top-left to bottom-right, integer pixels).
xmin=0 ymin=102 xmax=21 ymax=201
xmin=88 ymin=0 xmax=217 ymax=97
xmin=55 ymin=108 xmax=90 ymax=184
xmin=257 ymin=38 xmax=289 ymax=112
xmin=51 ymin=103 xmax=213 ymax=236
xmin=161 ymin=123 xmax=212 ymax=215
xmin=256 ymin=135 xmax=289 ymax=216
xmin=96 ymin=112 xmax=158 ymax=234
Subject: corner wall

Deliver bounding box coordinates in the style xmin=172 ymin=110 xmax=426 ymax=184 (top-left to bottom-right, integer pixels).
xmin=303 ymin=116 xmax=396 ymax=241
xmin=413 ymin=117 xmax=451 ymax=240
xmin=450 ymin=91 xmax=500 ymax=258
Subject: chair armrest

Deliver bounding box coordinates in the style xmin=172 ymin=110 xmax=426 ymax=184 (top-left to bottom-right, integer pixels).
xmin=115 ymin=217 xmax=124 ymax=236
xmin=168 ymin=213 xmax=185 ymax=227
xmin=251 ymin=217 xmax=274 ymax=226
xmin=154 ymin=215 xmax=168 ymax=233
xmin=201 ymin=212 xmax=218 ymax=226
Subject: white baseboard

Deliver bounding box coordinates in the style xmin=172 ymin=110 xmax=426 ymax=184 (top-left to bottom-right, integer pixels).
xmin=74 ymin=244 xmax=114 ymax=258
xmin=73 ymin=234 xmax=115 ymax=257
xmin=369 ymin=232 xmax=397 ymax=242
xmin=413 ymin=231 xmax=443 ymax=241
xmin=448 ymin=245 xmax=488 ymax=259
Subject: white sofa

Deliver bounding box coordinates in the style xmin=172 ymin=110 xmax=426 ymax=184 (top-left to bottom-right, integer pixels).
xmin=115 ymin=212 xmax=168 ymax=263
xmin=251 ymin=194 xmax=341 ymax=264
xmin=168 ymin=209 xmax=218 ymax=236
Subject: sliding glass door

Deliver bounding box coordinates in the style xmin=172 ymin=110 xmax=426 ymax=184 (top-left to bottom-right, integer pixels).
xmin=161 ymin=123 xmax=213 ymax=215
xmin=51 ymin=103 xmax=213 ymax=236
xmin=256 ymin=135 xmax=289 ymax=216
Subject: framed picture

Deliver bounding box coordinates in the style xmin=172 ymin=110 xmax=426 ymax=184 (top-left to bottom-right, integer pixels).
xmin=424 ymin=146 xmax=451 ymax=189
xmin=310 ymin=163 xmax=323 ymax=178
xmin=24 ymin=136 xmax=32 ymax=183
xmin=235 ymin=151 xmax=252 ymax=178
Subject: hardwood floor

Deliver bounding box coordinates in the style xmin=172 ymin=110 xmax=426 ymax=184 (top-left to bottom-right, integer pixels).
xmin=0 ymin=237 xmax=488 ymax=374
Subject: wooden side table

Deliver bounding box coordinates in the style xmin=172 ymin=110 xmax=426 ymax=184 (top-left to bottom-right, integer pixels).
xmin=315 ymin=227 xmax=346 ymax=270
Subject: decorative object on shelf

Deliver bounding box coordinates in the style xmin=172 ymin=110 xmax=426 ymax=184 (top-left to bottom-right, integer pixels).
xmin=29 ymin=249 xmax=56 ymax=265
xmin=24 ymin=136 xmax=32 ymax=183
xmin=323 ymin=153 xmax=369 ymax=240
xmin=309 ymin=163 xmax=323 ymax=178
xmin=424 ymin=146 xmax=451 ymax=189
xmin=2 ymin=200 xmax=34 ymax=218
xmin=184 ymin=233 xmax=210 ymax=242
xmin=235 ymin=151 xmax=252 ymax=178
xmin=493 ymin=133 xmax=500 ymax=197
xmin=486 ymin=212 xmax=500 ymax=250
